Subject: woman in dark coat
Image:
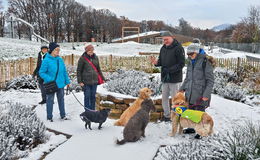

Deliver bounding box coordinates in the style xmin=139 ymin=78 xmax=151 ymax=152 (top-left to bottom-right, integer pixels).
xmin=77 ymin=44 xmax=105 ymax=111
xmin=179 ymin=44 xmax=214 ymax=111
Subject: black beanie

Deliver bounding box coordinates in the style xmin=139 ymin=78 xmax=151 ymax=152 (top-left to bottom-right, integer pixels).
xmin=49 ymin=42 xmax=60 ymax=53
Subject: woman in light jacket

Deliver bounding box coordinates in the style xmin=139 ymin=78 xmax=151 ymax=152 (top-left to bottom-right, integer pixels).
xmin=40 ymin=42 xmax=70 ymax=122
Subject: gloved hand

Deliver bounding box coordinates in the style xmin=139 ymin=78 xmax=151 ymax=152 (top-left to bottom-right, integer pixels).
xmin=200 ymin=99 xmax=208 ymax=107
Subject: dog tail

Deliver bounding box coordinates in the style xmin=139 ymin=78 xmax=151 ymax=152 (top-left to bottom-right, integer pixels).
xmin=116 ymin=139 xmax=126 ymax=145
xmin=208 ymin=119 xmax=214 ymax=135
xmin=114 ymin=120 xmax=123 ymax=126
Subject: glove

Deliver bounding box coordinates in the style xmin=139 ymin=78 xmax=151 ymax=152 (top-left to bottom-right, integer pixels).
xmin=200 ymin=99 xmax=208 ymax=107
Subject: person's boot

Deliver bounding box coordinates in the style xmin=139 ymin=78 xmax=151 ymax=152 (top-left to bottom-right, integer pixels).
xmin=47 ymin=118 xmax=53 ymax=122
xmin=183 ymin=128 xmax=196 ymax=134
xmin=61 ymin=116 xmax=69 ymax=120
xmin=194 ymin=134 xmax=202 ymax=139
xmin=39 ymin=100 xmax=46 ymax=104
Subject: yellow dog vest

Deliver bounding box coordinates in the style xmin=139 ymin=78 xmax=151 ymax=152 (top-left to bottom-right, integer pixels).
xmin=172 ymin=105 xmax=204 ymax=123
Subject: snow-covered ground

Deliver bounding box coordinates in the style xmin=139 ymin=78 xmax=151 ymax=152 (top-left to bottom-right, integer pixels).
xmin=205 ymin=46 xmax=260 ymax=59
xmin=0 ymin=38 xmax=160 ymax=60
xmin=1 ymin=37 xmax=260 ymax=61
xmin=1 ymin=38 xmax=260 ymax=159
xmin=1 ymin=85 xmax=260 ymax=160
xmin=111 ymin=31 xmax=160 ymax=42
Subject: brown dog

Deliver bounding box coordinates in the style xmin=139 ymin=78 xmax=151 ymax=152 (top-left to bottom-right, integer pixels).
xmin=114 ymin=88 xmax=153 ymax=126
xmin=170 ymin=92 xmax=214 ymax=137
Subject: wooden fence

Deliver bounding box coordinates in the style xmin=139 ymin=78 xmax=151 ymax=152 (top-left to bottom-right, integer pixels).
xmin=1 ymin=55 xmax=260 ymax=88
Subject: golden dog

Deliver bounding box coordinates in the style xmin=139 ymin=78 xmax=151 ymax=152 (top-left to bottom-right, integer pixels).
xmin=170 ymin=92 xmax=214 ymax=137
xmin=114 ymin=88 xmax=153 ymax=126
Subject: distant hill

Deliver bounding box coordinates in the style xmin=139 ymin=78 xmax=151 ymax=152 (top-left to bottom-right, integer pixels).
xmin=211 ymin=24 xmax=232 ymax=32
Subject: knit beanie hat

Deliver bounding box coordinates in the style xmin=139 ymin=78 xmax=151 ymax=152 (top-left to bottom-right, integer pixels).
xmin=49 ymin=42 xmax=59 ymax=53
xmin=187 ymin=44 xmax=200 ymax=54
xmin=84 ymin=43 xmax=93 ymax=51
xmin=160 ymin=31 xmax=173 ymax=37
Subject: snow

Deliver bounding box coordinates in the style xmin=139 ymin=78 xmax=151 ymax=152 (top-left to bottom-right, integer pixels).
xmin=0 ymin=38 xmax=161 ymax=60
xmin=111 ymin=31 xmax=160 ymax=42
xmin=1 ymin=38 xmax=260 ymax=159
xmin=1 ymin=37 xmax=260 ymax=61
xmin=19 ymin=132 xmax=67 ymax=160
xmin=204 ymin=46 xmax=260 ymax=59
xmin=1 ymin=87 xmax=260 ymax=160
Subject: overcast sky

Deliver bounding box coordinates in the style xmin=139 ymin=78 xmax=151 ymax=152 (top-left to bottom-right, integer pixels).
xmin=75 ymin=0 xmax=260 ymax=29
xmin=2 ymin=0 xmax=259 ymax=29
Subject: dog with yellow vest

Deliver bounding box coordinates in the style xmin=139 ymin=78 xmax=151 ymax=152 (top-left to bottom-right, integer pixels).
xmin=170 ymin=92 xmax=214 ymax=138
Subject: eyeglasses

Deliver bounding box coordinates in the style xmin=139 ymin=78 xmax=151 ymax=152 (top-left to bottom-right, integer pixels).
xmin=187 ymin=52 xmax=196 ymax=56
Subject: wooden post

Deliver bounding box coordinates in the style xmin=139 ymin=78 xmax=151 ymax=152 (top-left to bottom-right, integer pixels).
xmin=109 ymin=54 xmax=113 ymax=71
xmin=29 ymin=57 xmax=34 ymax=74
xmin=237 ymin=57 xmax=241 ymax=75
xmin=71 ymin=54 xmax=74 ymax=66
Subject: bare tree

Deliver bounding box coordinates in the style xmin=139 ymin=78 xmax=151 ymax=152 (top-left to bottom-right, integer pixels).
xmin=0 ymin=0 xmax=5 ymax=37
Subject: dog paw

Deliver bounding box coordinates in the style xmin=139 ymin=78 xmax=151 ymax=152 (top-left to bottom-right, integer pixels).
xmin=169 ymin=133 xmax=175 ymax=137
xmin=98 ymin=127 xmax=102 ymax=130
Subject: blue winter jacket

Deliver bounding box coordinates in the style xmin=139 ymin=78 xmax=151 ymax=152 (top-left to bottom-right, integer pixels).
xmin=39 ymin=53 xmax=70 ymax=88
xmin=199 ymin=48 xmax=206 ymax=54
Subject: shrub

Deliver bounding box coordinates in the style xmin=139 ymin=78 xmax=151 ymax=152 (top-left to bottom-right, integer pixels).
xmin=154 ymin=121 xmax=260 ymax=160
xmin=0 ymin=102 xmax=47 ymax=159
xmin=5 ymin=75 xmax=38 ymax=90
xmin=104 ymin=69 xmax=161 ymax=97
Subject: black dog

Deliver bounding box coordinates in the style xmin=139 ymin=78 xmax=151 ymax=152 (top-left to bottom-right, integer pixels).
xmin=79 ymin=108 xmax=111 ymax=130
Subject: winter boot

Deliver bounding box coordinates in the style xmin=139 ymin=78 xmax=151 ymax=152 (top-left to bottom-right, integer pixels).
xmin=183 ymin=128 xmax=196 ymax=134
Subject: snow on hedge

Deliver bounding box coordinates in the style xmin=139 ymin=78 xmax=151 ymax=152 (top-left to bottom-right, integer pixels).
xmin=5 ymin=75 xmax=38 ymax=90
xmin=213 ymin=67 xmax=260 ymax=104
xmin=104 ymin=69 xmax=161 ymax=97
xmin=0 ymin=102 xmax=47 ymax=159
xmin=155 ymin=121 xmax=260 ymax=160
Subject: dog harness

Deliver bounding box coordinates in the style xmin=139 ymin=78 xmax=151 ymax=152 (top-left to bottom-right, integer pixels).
xmin=172 ymin=105 xmax=204 ymax=123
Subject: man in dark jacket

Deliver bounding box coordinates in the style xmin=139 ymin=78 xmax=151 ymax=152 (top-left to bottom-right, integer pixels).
xmin=151 ymin=31 xmax=185 ymax=121
xmin=33 ymin=46 xmax=48 ymax=104
xmin=77 ymin=44 xmax=105 ymax=111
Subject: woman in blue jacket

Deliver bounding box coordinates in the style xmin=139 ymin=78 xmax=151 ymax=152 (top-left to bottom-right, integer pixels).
xmin=39 ymin=42 xmax=70 ymax=122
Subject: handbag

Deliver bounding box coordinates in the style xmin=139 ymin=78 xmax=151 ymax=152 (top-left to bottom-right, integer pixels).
xmin=44 ymin=60 xmax=59 ymax=94
xmin=83 ymin=56 xmax=104 ymax=85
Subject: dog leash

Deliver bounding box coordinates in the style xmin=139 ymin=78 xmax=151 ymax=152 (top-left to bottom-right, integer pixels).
xmin=66 ymin=86 xmax=85 ymax=107
xmin=71 ymin=91 xmax=84 ymax=107
xmin=66 ymin=86 xmax=99 ymax=112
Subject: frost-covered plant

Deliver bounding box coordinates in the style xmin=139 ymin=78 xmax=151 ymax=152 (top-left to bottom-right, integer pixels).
xmin=104 ymin=69 xmax=161 ymax=97
xmin=0 ymin=133 xmax=18 ymax=160
xmin=155 ymin=121 xmax=260 ymax=160
xmin=5 ymin=75 xmax=38 ymax=90
xmin=66 ymin=65 xmax=82 ymax=92
xmin=0 ymin=102 xmax=46 ymax=154
xmin=217 ymin=83 xmax=248 ymax=101
xmin=213 ymin=67 xmax=249 ymax=101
